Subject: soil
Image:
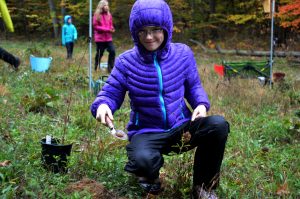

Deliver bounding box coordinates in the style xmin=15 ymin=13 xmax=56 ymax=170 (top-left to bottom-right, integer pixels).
xmin=115 ymin=131 xmax=124 ymax=138
xmin=65 ymin=178 xmax=126 ymax=199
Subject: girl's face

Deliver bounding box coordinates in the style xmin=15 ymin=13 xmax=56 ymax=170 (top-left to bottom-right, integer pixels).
xmin=102 ymin=5 xmax=109 ymax=12
xmin=68 ymin=18 xmax=72 ymax=24
xmin=138 ymin=26 xmax=164 ymax=52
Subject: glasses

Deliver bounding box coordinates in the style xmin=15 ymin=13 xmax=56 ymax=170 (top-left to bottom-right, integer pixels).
xmin=138 ymin=28 xmax=163 ymax=38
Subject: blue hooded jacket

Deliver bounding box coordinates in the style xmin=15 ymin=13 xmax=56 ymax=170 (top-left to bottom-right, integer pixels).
xmin=62 ymin=15 xmax=78 ymax=45
xmin=91 ymin=0 xmax=210 ymax=140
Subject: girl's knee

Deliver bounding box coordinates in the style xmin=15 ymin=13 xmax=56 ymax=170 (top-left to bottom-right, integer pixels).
xmin=207 ymin=115 xmax=230 ymax=136
xmin=134 ymin=150 xmax=162 ymax=169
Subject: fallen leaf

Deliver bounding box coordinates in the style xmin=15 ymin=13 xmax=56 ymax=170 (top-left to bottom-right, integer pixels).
xmin=276 ymin=182 xmax=290 ymax=196
xmin=146 ymin=194 xmax=158 ymax=199
xmin=261 ymin=146 xmax=269 ymax=153
xmin=0 ymin=85 xmax=9 ymax=96
xmin=183 ymin=131 xmax=191 ymax=143
xmin=0 ymin=160 xmax=11 ymax=167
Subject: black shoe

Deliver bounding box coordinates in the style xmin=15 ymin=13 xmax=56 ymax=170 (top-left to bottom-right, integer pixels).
xmin=138 ymin=178 xmax=162 ymax=195
xmin=191 ymin=185 xmax=218 ymax=199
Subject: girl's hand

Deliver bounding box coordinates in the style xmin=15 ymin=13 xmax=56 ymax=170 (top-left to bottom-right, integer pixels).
xmin=96 ymin=104 xmax=114 ymax=126
xmin=191 ymin=105 xmax=207 ymax=121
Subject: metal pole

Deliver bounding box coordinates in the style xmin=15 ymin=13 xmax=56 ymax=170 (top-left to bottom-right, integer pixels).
xmin=269 ymin=0 xmax=275 ymax=88
xmin=89 ymin=0 xmax=93 ymax=91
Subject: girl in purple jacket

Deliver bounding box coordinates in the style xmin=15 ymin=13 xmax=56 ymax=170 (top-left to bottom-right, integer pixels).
xmin=91 ymin=0 xmax=229 ymax=198
xmin=93 ymin=0 xmax=115 ymax=72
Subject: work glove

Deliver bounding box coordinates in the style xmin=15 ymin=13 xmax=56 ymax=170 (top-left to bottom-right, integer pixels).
xmin=191 ymin=105 xmax=207 ymax=121
xmin=96 ymin=104 xmax=114 ymax=126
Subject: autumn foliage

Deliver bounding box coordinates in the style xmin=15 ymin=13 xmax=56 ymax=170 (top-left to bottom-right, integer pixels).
xmin=278 ymin=0 xmax=300 ymax=31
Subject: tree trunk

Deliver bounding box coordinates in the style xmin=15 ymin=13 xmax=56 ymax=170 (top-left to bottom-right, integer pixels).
xmin=61 ymin=0 xmax=66 ymax=24
xmin=48 ymin=0 xmax=59 ymax=38
xmin=209 ymin=0 xmax=218 ymax=39
xmin=189 ymin=39 xmax=300 ymax=57
xmin=18 ymin=0 xmax=29 ymax=39
xmin=209 ymin=0 xmax=216 ymax=14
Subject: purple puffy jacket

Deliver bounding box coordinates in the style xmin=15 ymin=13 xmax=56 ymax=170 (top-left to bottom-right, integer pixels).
xmin=91 ymin=0 xmax=210 ymax=140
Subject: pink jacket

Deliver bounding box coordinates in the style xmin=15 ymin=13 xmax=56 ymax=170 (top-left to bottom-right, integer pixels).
xmin=93 ymin=13 xmax=114 ymax=42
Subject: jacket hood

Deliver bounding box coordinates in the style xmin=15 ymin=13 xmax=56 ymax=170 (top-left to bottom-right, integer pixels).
xmin=129 ymin=0 xmax=173 ymax=61
xmin=64 ymin=15 xmax=72 ymax=24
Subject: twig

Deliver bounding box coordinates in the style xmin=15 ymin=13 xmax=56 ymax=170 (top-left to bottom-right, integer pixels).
xmin=61 ymin=45 xmax=89 ymax=144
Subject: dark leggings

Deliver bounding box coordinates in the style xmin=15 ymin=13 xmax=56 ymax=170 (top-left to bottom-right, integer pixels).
xmin=95 ymin=41 xmax=115 ymax=72
xmin=125 ymin=115 xmax=229 ymax=190
xmin=65 ymin=42 xmax=74 ymax=59
xmin=0 ymin=47 xmax=18 ymax=66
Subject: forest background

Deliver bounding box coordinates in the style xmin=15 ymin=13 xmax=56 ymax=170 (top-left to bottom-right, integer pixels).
xmin=1 ymin=0 xmax=300 ymax=50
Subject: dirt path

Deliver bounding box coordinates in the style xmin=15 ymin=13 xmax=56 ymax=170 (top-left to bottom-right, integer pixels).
xmin=65 ymin=178 xmax=126 ymax=199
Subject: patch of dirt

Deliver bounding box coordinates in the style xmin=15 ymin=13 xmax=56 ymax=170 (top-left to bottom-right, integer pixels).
xmin=65 ymin=178 xmax=126 ymax=199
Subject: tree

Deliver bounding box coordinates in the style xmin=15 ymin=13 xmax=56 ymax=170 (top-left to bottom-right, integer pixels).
xmin=60 ymin=0 xmax=66 ymax=24
xmin=48 ymin=0 xmax=59 ymax=38
xmin=110 ymin=0 xmax=135 ymax=30
xmin=278 ymin=0 xmax=300 ymax=31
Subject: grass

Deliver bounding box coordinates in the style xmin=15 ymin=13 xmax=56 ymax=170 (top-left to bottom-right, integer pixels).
xmin=0 ymin=39 xmax=299 ymax=199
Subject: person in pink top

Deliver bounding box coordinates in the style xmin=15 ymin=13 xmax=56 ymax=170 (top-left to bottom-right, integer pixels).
xmin=93 ymin=0 xmax=116 ymax=73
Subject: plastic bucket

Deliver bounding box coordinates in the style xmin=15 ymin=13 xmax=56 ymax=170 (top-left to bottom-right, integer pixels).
xmin=258 ymin=76 xmax=267 ymax=86
xmin=92 ymin=76 xmax=108 ymax=96
xmin=40 ymin=138 xmax=72 ymax=173
xmin=100 ymin=62 xmax=108 ymax=69
xmin=30 ymin=55 xmax=52 ymax=72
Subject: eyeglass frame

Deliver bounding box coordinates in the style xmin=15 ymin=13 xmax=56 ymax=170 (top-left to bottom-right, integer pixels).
xmin=137 ymin=27 xmax=164 ymax=38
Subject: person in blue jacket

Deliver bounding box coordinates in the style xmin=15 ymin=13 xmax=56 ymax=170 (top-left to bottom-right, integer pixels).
xmin=62 ymin=15 xmax=78 ymax=59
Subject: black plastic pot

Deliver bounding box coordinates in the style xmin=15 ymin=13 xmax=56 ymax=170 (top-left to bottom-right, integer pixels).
xmin=40 ymin=138 xmax=72 ymax=173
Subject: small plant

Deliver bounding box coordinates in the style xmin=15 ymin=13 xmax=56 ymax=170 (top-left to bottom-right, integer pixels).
xmin=289 ymin=110 xmax=300 ymax=134
xmin=288 ymin=90 xmax=300 ymax=105
xmin=22 ymin=87 xmax=59 ymax=113
xmin=62 ymin=93 xmax=72 ymax=144
xmin=54 ymin=63 xmax=87 ymax=144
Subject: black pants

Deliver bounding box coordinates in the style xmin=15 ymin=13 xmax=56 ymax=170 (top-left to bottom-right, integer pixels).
xmin=125 ymin=115 xmax=229 ymax=190
xmin=0 ymin=47 xmax=19 ymax=66
xmin=95 ymin=41 xmax=115 ymax=72
xmin=65 ymin=42 xmax=74 ymax=59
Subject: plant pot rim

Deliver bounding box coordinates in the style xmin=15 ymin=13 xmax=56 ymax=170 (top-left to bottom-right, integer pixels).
xmin=40 ymin=138 xmax=73 ymax=146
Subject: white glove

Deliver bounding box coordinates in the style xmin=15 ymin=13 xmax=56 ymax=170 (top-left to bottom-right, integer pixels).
xmin=191 ymin=105 xmax=207 ymax=121
xmin=96 ymin=104 xmax=114 ymax=126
